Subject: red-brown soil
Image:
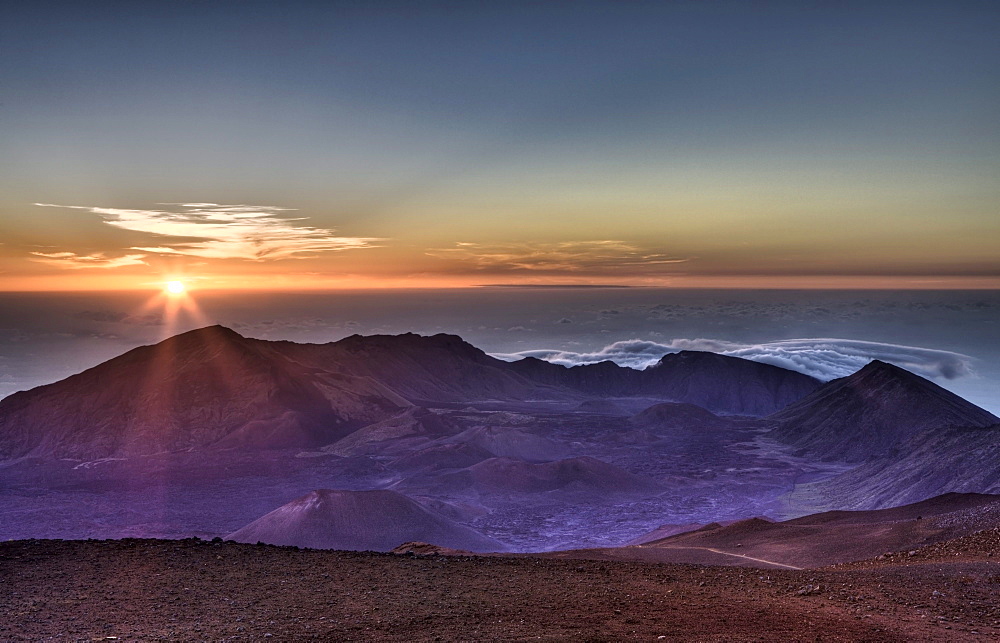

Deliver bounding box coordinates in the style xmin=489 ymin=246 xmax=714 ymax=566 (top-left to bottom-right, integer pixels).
xmin=2 ymin=537 xmax=998 ymax=641
xmin=550 ymin=492 xmax=1000 ymax=570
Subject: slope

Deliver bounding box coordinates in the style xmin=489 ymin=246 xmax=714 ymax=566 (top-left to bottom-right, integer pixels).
xmin=0 ymin=326 xmax=408 ymax=459
xmin=768 ymin=360 xmax=998 ymax=462
xmin=226 ymin=488 xmax=503 ymax=552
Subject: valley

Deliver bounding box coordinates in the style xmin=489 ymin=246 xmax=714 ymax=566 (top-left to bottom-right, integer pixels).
xmin=1 ymin=326 xmax=997 ymax=559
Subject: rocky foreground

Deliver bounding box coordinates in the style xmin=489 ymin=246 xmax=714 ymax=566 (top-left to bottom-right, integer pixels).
xmin=2 ymin=535 xmax=998 ymax=641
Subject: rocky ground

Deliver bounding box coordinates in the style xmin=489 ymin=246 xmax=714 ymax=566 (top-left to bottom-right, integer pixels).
xmin=2 ymin=537 xmax=998 ymax=641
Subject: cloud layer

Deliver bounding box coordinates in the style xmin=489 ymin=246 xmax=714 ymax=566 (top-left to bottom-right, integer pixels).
xmin=35 ymin=203 xmax=378 ymax=263
xmin=497 ymin=337 xmax=975 ymax=382
xmin=428 ymin=241 xmax=689 ymax=273
xmin=29 ymin=251 xmax=148 ymax=269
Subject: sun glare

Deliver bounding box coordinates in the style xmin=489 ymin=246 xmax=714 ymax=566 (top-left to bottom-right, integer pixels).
xmin=139 ymin=278 xmax=207 ymax=339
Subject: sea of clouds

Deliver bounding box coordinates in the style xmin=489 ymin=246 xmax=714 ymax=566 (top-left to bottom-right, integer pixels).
xmin=495 ymin=337 xmax=975 ymax=382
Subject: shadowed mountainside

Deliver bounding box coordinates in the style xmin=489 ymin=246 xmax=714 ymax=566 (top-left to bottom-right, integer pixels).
xmin=508 ymin=350 xmax=821 ymax=416
xmin=768 ymin=360 xmax=998 ymax=462
xmin=794 ymin=424 xmax=1000 ymax=510
xmin=276 ymin=332 xmax=569 ymax=405
xmin=0 ymin=326 xmax=410 ymax=459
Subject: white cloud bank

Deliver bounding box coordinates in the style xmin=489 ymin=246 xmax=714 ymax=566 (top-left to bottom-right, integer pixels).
xmin=35 ymin=203 xmax=379 ymax=262
xmin=496 ymin=337 xmax=975 ymax=382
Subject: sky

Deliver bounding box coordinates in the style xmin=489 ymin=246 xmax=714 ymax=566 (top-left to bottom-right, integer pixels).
xmin=1 ymin=1 xmax=998 ymax=290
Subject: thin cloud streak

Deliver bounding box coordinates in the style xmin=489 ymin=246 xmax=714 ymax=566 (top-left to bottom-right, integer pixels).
xmin=29 ymin=251 xmax=148 ymax=270
xmin=35 ymin=203 xmax=380 ymax=262
xmin=496 ymin=338 xmax=976 ymax=382
xmin=429 ymin=240 xmax=690 ymax=273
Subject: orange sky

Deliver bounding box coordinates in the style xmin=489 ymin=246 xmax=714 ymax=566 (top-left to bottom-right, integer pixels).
xmin=2 ymin=4 xmax=997 ymax=292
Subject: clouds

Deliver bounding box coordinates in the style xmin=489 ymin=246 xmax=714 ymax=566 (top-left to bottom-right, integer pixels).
xmin=497 ymin=337 xmax=975 ymax=382
xmin=503 ymin=339 xmax=682 ymax=370
xmin=29 ymin=251 xmax=148 ymax=269
xmin=428 ymin=241 xmax=689 ymax=273
xmin=34 ymin=203 xmax=379 ymax=263
xmin=699 ymin=338 xmax=974 ymax=381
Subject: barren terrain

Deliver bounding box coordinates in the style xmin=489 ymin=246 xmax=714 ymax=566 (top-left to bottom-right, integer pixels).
xmin=2 ymin=537 xmax=998 ymax=641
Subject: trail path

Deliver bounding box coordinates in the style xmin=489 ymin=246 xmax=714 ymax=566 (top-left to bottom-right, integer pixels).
xmin=650 ymin=545 xmax=804 ymax=570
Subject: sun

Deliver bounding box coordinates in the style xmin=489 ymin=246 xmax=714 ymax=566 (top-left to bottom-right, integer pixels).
xmin=165 ymin=280 xmax=186 ymax=295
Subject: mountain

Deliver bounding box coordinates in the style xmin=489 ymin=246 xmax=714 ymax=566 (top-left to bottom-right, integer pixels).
xmin=4 ymin=325 xmax=1000 ymax=554
xmin=226 ymin=489 xmax=503 ymax=552
xmin=0 ymin=326 xmax=409 ymax=459
xmin=276 ymin=332 xmax=570 ymax=404
xmin=0 ymin=326 xmax=822 ymax=460
xmin=509 ymin=351 xmax=821 ymax=416
xmin=768 ymin=360 xmax=999 ymax=462
xmin=641 ymin=351 xmax=822 ymax=416
xmin=285 ymin=334 xmax=820 ymax=415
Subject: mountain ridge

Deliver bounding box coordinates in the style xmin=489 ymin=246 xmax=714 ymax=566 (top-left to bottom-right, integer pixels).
xmin=0 ymin=325 xmax=823 ymax=460
xmin=506 ymin=348 xmax=821 ymax=415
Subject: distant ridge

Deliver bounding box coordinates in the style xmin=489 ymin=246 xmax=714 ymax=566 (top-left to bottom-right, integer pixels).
xmin=0 ymin=326 xmax=823 ymax=460
xmin=768 ymin=360 xmax=999 ymax=462
xmin=276 ymin=332 xmax=572 ymax=404
xmin=509 ymin=350 xmax=821 ymax=415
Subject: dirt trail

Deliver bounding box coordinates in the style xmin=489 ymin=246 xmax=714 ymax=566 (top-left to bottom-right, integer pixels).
xmin=650 ymin=544 xmax=804 ymax=570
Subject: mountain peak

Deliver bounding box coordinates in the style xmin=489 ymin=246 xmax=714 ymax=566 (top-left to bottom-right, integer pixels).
xmin=840 ymin=359 xmax=968 ymax=399
xmin=855 ymin=359 xmax=917 ymax=379
xmin=157 ymin=324 xmax=247 ymax=347
xmin=770 ymin=359 xmax=999 ymax=462
xmin=138 ymin=324 xmax=257 ymax=364
xmin=177 ymin=324 xmax=241 ymax=336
